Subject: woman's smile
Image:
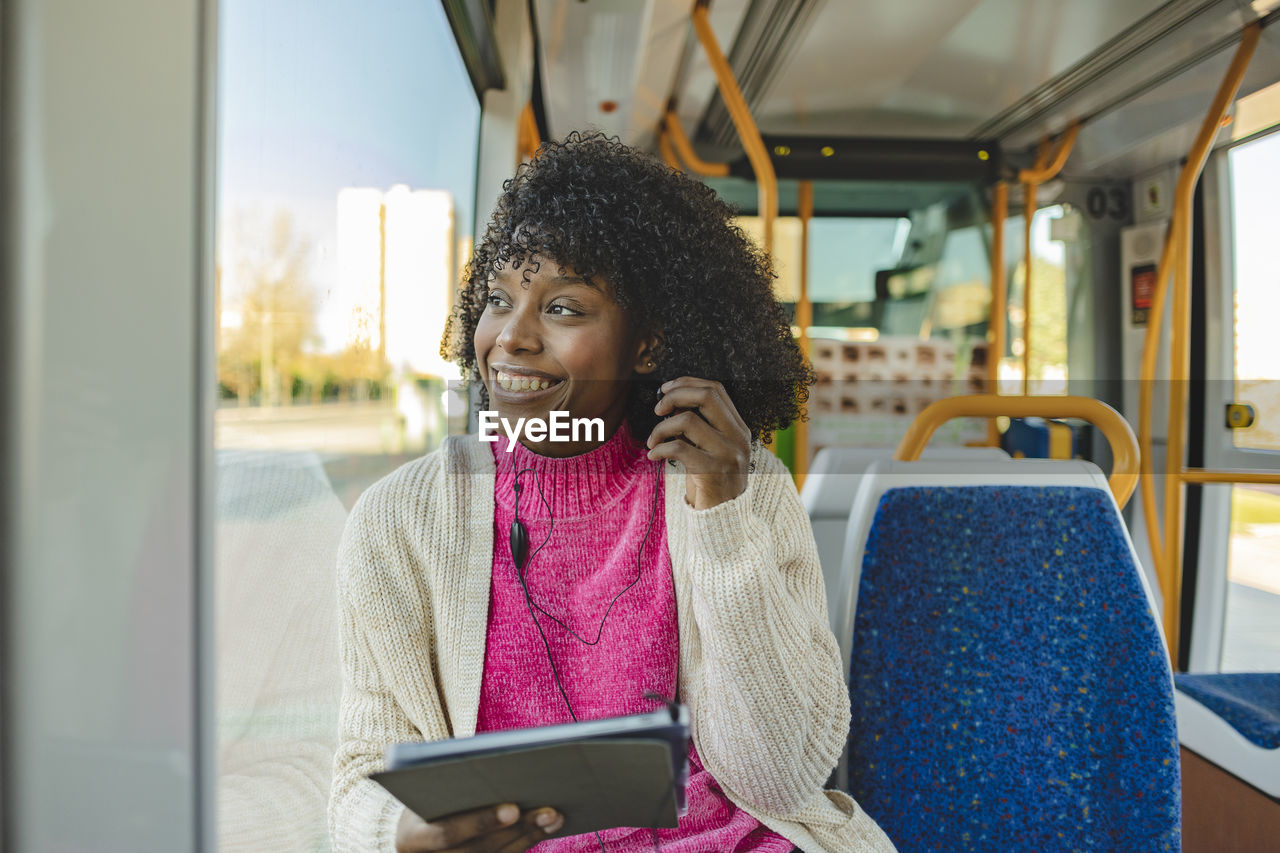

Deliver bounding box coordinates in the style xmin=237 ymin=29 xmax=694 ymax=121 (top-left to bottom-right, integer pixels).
xmin=489 ymin=364 xmax=566 ymax=403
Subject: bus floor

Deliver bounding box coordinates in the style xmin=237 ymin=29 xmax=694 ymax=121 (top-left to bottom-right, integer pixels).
xmin=1181 ymin=746 xmax=1280 ymax=851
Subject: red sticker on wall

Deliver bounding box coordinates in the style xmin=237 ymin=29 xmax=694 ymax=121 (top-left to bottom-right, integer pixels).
xmin=1131 ymin=263 xmax=1155 ymax=326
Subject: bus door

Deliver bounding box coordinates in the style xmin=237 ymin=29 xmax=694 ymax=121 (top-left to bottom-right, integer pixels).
xmin=1189 ymin=128 xmax=1280 ymax=674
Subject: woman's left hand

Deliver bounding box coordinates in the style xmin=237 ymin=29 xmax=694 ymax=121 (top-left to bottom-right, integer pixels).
xmin=646 ymin=376 xmax=751 ymax=510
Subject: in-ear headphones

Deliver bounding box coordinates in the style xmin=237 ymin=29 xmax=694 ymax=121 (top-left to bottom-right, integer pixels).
xmin=510 ymin=481 xmax=529 ymax=571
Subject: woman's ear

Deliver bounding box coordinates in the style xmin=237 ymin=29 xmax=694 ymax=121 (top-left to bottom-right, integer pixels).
xmin=633 ymin=329 xmax=665 ymax=375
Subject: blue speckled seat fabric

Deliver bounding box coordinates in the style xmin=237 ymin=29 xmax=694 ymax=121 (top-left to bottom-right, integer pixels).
xmin=1175 ymin=673 xmax=1280 ymax=749
xmin=847 ymin=486 xmax=1180 ymax=852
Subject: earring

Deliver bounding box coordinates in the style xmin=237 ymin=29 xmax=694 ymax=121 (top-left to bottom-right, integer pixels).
xmin=647 ymin=360 xmax=654 ymax=367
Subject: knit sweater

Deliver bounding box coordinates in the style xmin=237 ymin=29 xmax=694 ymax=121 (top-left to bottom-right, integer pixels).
xmin=328 ymin=432 xmax=896 ymax=853
xmin=478 ymin=427 xmax=792 ymax=851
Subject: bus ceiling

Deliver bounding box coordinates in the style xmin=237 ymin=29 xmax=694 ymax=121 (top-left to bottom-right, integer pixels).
xmin=531 ymin=0 xmax=1280 ymax=183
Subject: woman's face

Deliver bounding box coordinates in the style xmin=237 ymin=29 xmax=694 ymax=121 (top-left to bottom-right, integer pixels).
xmin=474 ymin=258 xmax=652 ymax=456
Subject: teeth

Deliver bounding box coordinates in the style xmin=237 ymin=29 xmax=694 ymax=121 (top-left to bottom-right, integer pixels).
xmin=496 ymin=371 xmax=555 ymax=392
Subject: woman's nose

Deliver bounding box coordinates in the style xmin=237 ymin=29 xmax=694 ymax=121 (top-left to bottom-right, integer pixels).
xmin=495 ymin=303 xmax=541 ymax=353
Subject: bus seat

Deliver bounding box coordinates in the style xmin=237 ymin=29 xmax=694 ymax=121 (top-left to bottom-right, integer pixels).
xmin=1173 ymin=672 xmax=1280 ymax=797
xmin=802 ymin=446 xmax=1009 ymax=635
xmin=842 ymin=473 xmax=1179 ymax=850
xmin=831 ymin=459 xmax=1164 ymax=686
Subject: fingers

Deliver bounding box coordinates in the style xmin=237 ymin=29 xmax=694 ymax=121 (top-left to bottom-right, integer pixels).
xmin=491 ymin=809 xmax=565 ymax=852
xmin=399 ymin=803 xmax=520 ymax=850
xmin=647 ymin=410 xmax=722 ymax=452
xmin=654 ymin=377 xmax=750 ymax=441
xmin=647 ymin=410 xmax=748 ymax=476
xmin=646 ymin=429 xmax=710 ymax=467
xmin=649 ymin=377 xmax=751 ymax=509
xmin=454 ymin=809 xmax=564 ymax=853
xmin=649 ymin=378 xmax=751 ymax=473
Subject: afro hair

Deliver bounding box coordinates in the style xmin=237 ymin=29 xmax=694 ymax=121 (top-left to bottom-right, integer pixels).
xmin=442 ymin=131 xmax=813 ymax=444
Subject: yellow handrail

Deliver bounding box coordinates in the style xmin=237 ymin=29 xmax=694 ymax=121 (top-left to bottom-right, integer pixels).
xmin=1140 ymin=22 xmax=1261 ymax=658
xmin=517 ymin=102 xmax=541 ymax=163
xmin=691 ymin=0 xmax=777 ymax=253
xmin=663 ymin=111 xmax=729 ymax=177
xmin=1019 ymin=144 xmax=1048 ymax=396
xmin=895 ymin=394 xmax=1139 ymax=509
xmin=1181 ymin=468 xmax=1280 ymax=485
xmin=1016 ymin=122 xmax=1081 ymax=185
xmin=1017 ymin=123 xmax=1079 ymax=395
xmin=1138 ymin=231 xmax=1177 ymax=575
xmin=657 ymin=128 xmax=684 ymax=172
xmin=795 ymin=179 xmax=814 ymax=488
xmin=987 ymin=180 xmax=1009 ymax=445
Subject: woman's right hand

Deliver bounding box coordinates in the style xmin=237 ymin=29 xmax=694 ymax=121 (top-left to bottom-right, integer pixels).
xmin=395 ymin=803 xmax=564 ymax=852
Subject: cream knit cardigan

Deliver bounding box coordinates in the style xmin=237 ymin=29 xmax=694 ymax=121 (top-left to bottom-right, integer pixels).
xmin=329 ymin=434 xmax=896 ymax=853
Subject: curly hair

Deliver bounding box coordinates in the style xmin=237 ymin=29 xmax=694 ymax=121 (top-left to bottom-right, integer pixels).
xmin=442 ymin=131 xmax=813 ymax=444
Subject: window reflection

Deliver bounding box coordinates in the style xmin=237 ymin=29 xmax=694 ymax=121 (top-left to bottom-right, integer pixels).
xmin=214 ymin=1 xmax=480 ymax=848
xmin=1223 ymin=485 xmax=1280 ymax=671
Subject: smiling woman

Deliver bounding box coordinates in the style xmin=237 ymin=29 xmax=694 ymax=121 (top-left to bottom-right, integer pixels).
xmin=329 ymin=133 xmax=895 ymax=853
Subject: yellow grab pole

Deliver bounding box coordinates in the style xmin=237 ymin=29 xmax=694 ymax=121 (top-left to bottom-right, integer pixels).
xmin=987 ymin=181 xmax=1008 ymax=445
xmin=1139 ymin=23 xmax=1260 ymax=659
xmin=1182 ymin=469 xmax=1280 ymax=485
xmin=1160 ymin=22 xmax=1261 ymax=658
xmin=1018 ymin=122 xmax=1081 ymax=184
xmin=795 ymin=180 xmax=814 ymax=486
xmin=1013 ymin=123 xmax=1075 ymax=394
xmin=1139 ymin=230 xmax=1176 ymax=577
xmin=517 ymin=102 xmax=541 ymax=163
xmin=1021 ymin=177 xmax=1039 ymax=395
xmin=691 ymin=0 xmax=777 ymax=254
xmin=657 ymin=128 xmax=684 ymax=172
xmin=664 ymin=110 xmax=729 ymax=177
xmin=1018 ymin=139 xmax=1050 ymax=396
xmin=1016 ymin=124 xmax=1079 ymax=395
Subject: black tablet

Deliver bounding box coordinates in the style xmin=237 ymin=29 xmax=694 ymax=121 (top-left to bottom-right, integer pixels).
xmin=371 ymin=707 xmax=691 ymax=838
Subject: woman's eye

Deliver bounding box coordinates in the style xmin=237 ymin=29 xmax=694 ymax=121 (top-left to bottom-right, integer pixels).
xmin=485 ymin=291 xmax=511 ymax=308
xmin=547 ymin=302 xmax=583 ymax=316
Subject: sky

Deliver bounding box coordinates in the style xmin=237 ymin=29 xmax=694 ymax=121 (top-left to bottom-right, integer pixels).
xmin=217 ymin=0 xmax=481 ymax=347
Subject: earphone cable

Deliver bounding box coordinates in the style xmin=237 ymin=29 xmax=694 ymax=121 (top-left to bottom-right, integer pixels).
xmin=520 ymin=462 xmax=662 ymax=646
xmin=510 ymin=463 xmax=667 ymax=853
xmin=512 ymin=469 xmax=576 ymax=721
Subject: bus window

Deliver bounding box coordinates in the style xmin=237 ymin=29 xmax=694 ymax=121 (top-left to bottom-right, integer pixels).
xmin=808 ymin=217 xmax=909 ymax=307
xmin=732 ymin=214 xmax=908 ymax=333
xmin=1228 ymin=131 xmax=1280 ymax=453
xmin=214 ymin=1 xmax=479 ymax=848
xmin=735 ymin=216 xmax=803 ymax=304
xmin=1219 ymin=129 xmax=1280 ymax=670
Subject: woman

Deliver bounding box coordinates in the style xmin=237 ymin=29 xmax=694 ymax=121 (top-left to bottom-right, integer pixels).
xmin=329 ymin=132 xmax=895 ymax=853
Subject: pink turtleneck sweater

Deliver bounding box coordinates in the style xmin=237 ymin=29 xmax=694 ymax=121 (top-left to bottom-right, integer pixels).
xmin=477 ymin=425 xmax=792 ymax=852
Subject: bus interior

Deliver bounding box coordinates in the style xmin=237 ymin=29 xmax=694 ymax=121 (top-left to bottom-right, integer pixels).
xmin=4 ymin=0 xmax=1280 ymax=849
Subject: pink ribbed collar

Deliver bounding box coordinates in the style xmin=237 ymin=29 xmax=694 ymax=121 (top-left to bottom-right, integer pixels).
xmin=490 ymin=422 xmax=654 ymax=521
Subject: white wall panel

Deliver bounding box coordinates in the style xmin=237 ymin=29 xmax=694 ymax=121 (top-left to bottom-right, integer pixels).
xmin=1 ymin=0 xmax=215 ymax=849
